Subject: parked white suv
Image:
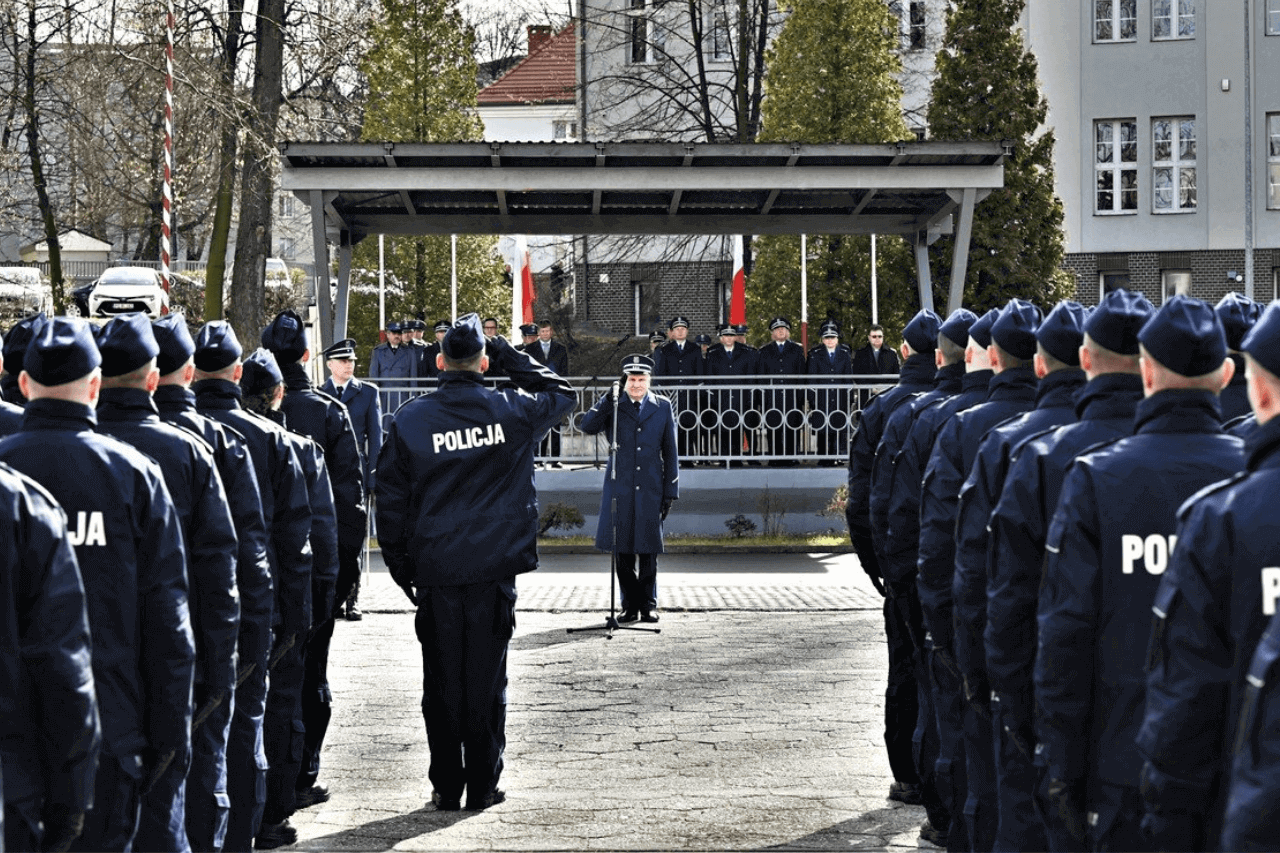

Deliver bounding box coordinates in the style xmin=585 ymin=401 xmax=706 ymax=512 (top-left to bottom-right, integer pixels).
xmin=87 ymin=267 xmax=171 ymax=319
xmin=266 ymin=258 xmax=291 ymax=288
xmin=0 ymin=267 xmax=52 ymax=318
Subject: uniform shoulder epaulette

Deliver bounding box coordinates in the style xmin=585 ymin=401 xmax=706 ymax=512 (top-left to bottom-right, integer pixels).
xmin=1176 ymin=471 xmax=1250 ymax=522
xmin=651 ymin=391 xmax=673 ymax=405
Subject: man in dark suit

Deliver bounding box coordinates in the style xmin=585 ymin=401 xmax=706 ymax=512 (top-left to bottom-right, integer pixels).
xmin=526 ymin=320 xmax=570 ymax=465
xmin=322 ymin=338 xmax=382 ymax=621
xmin=852 ymin=324 xmax=901 ymax=376
xmin=757 ymin=316 xmax=807 ymax=461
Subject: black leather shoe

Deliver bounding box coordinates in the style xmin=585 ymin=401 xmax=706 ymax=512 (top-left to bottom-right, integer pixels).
xmin=345 ymin=602 xmax=362 ymax=621
xmin=430 ymin=790 xmax=461 ymax=811
xmin=918 ymin=818 xmax=946 ymax=848
xmin=254 ymin=820 xmax=297 ymax=849
xmin=888 ymin=781 xmax=922 ymax=804
xmin=465 ymin=788 xmax=506 ymax=811
xmin=617 ymin=610 xmax=639 ymax=624
xmin=640 ymin=610 xmax=660 ymax=623
xmin=294 ymin=784 xmax=330 ymax=810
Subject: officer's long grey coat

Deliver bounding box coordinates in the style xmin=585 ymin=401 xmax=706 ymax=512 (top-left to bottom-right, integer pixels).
xmin=581 ymin=390 xmax=679 ymax=554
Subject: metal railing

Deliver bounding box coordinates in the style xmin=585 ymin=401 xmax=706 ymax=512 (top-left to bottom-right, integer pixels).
xmin=362 ymin=375 xmax=898 ymax=467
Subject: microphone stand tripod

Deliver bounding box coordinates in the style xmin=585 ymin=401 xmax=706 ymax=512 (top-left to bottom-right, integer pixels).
xmin=568 ymin=381 xmax=660 ymax=639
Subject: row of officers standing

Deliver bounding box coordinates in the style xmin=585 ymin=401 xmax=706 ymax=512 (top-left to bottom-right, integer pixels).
xmin=0 ymin=307 xmax=379 ymax=853
xmin=847 ymin=288 xmax=1280 ymax=852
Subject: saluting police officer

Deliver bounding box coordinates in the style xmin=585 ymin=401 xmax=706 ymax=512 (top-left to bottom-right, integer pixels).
xmin=0 ymin=316 xmax=195 ymax=853
xmin=1035 ymin=295 xmax=1245 ymax=852
xmin=151 ymin=315 xmax=276 ymax=853
xmin=94 ymin=315 xmax=241 ymax=853
xmin=984 ymin=290 xmax=1153 ymax=852
xmin=191 ymin=323 xmax=314 ymax=851
xmin=377 ymin=314 xmax=575 ymax=811
xmin=321 ymin=337 xmax=382 ymax=621
xmin=1136 ymin=300 xmax=1280 ymax=851
xmin=580 ymin=354 xmax=679 ymax=621
xmin=0 ymin=461 xmax=100 ymax=853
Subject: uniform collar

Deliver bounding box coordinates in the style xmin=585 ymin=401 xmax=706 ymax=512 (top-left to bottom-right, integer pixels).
xmin=933 ymin=361 xmax=965 ymax=392
xmin=192 ymin=378 xmax=245 ymax=409
xmin=21 ymin=397 xmax=97 ymax=430
xmin=1073 ymin=372 xmax=1144 ymax=421
xmin=1035 ymin=367 xmax=1085 ymax=408
xmin=1245 ymin=414 xmax=1280 ymax=470
xmin=436 ymin=370 xmax=486 ymax=387
xmin=899 ymin=352 xmax=936 ymax=386
xmin=961 ymin=368 xmax=994 ymax=392
xmin=153 ymin=384 xmax=198 ymax=414
xmin=96 ymin=386 xmax=160 ymax=420
xmin=1134 ymin=389 xmax=1224 ymax=435
xmin=280 ymin=360 xmax=311 ymax=392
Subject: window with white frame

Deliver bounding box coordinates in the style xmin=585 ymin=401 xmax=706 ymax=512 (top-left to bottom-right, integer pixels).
xmin=1268 ymin=0 xmax=1280 ymax=35
xmin=1152 ymin=0 xmax=1194 ymax=39
xmin=627 ymin=0 xmax=665 ymax=64
xmin=552 ymin=120 xmax=578 ymax=141
xmin=635 ymin=280 xmax=660 ymax=334
xmin=908 ymin=1 xmax=926 ymax=50
xmin=1095 ymin=119 xmax=1138 ymax=214
xmin=709 ymin=0 xmax=732 ymax=61
xmin=1161 ymin=269 xmax=1192 ymax=302
xmin=1153 ymin=117 xmax=1196 ymax=212
xmin=1095 ymin=0 xmax=1137 ymax=42
xmin=1268 ymin=113 xmax=1280 ymax=209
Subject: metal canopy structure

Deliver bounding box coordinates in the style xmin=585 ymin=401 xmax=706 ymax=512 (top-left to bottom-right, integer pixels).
xmin=279 ymin=140 xmax=1006 ymax=348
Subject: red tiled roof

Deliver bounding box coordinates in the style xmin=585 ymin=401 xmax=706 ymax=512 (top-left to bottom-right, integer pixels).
xmin=477 ymin=24 xmax=576 ymax=106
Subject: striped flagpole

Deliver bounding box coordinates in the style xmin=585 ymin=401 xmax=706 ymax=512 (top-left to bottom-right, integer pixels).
xmin=160 ymin=0 xmax=175 ymax=284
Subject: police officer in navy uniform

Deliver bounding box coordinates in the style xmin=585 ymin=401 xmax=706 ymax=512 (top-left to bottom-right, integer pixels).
xmin=1215 ymin=292 xmax=1261 ymax=423
xmin=985 ymin=289 xmax=1153 ymax=852
xmin=0 ymin=316 xmax=195 ymax=853
xmin=0 ymin=313 xmax=41 ymax=406
xmin=919 ymin=299 xmax=1043 ymax=852
xmin=1035 ymin=295 xmax=1245 ymax=852
xmin=705 ymin=323 xmax=761 ymax=462
xmin=419 ymin=319 xmax=449 ymax=380
xmin=654 ymin=316 xmax=703 ymax=462
xmin=0 ymin=331 xmax=22 ymax=437
xmin=0 ymin=463 xmax=100 ymax=853
xmin=580 ymin=354 xmax=679 ymax=622
xmin=515 ymin=323 xmax=538 ymax=351
xmin=151 ymin=315 xmax=276 ymax=853
xmin=757 ymin=317 xmax=806 ymax=460
xmin=191 ymin=323 xmax=314 ymax=851
xmin=951 ymin=301 xmax=1087 ymax=852
xmin=321 ymin=337 xmax=382 ymax=621
xmin=1137 ymin=299 xmax=1280 ymax=851
xmin=807 ymin=322 xmax=854 ymax=460
xmin=369 ymin=320 xmax=418 ymax=413
xmin=376 ymin=314 xmax=576 ymax=811
xmin=94 ymin=315 xmax=241 ymax=853
xmin=1221 ymin=605 xmax=1280 ymax=851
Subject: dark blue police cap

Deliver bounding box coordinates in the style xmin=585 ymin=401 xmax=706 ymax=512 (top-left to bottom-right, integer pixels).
xmin=441 ymin=313 xmax=485 ymax=361
xmin=734 ymin=324 xmax=748 ymax=335
xmin=519 ymin=323 xmax=538 ymax=336
xmin=1085 ymin=288 xmax=1154 ymax=356
xmin=1216 ymin=292 xmax=1261 ymax=351
xmin=97 ymin=313 xmax=160 ymax=378
xmin=323 ymin=338 xmax=357 ymax=361
xmin=719 ymin=324 xmax=737 ymax=337
xmin=621 ymin=354 xmax=655 ymax=374
xmin=24 ymin=316 xmax=101 ymax=387
xmin=968 ymin=308 xmax=1000 ymax=349
xmin=386 ymin=321 xmax=403 ymax=333
xmin=902 ymin=309 xmax=942 ymax=353
xmin=433 ymin=319 xmax=451 ymax=333
xmin=694 ymin=334 xmax=712 ymax=345
xmin=1138 ymin=295 xmax=1228 ymax=377
xmin=261 ymin=309 xmax=308 ymax=362
xmin=3 ymin=312 xmax=44 ymax=376
xmin=1036 ymin=301 xmax=1087 ymax=366
xmin=939 ymin=308 xmax=979 ymax=348
xmin=669 ymin=315 xmax=689 ymax=329
xmin=821 ymin=323 xmax=840 ymax=338
xmin=1242 ymin=300 xmax=1280 ymax=378
xmin=991 ymin=299 xmax=1042 ymax=360
xmin=152 ymin=315 xmax=196 ymax=375
xmin=194 ymin=321 xmax=244 ymax=372
xmin=239 ymin=347 xmax=283 ymax=396
xmin=649 ymin=330 xmax=667 ymax=343
xmin=770 ymin=316 xmax=791 ymax=331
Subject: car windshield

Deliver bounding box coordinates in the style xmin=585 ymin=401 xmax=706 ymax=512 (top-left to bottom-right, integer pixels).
xmin=98 ymin=268 xmax=159 ymax=286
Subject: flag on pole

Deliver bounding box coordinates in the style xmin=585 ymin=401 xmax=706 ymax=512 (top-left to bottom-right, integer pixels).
xmin=515 ymin=235 xmax=535 ymax=324
xmin=729 ymin=234 xmax=746 ymax=324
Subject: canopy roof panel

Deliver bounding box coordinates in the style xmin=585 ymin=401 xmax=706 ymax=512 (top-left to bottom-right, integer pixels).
xmin=279 ymin=140 xmax=1006 ymax=241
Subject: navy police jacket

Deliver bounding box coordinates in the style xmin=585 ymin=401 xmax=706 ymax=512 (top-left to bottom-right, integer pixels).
xmin=155 ymin=385 xmax=274 ymax=718
xmin=757 ymin=339 xmax=807 ymax=378
xmin=918 ymin=366 xmax=1038 ymax=651
xmin=1137 ymin=413 xmax=1280 ymax=836
xmin=985 ymin=373 xmax=1144 ymax=713
xmin=280 ymin=362 xmax=366 ymax=553
xmin=869 ymin=362 xmax=964 ymax=579
xmin=1221 ymin=353 xmax=1250 ymax=422
xmin=321 ymin=376 xmax=382 ymax=488
xmin=883 ymin=369 xmax=991 ymax=588
xmin=194 ymin=379 xmax=313 ymax=646
xmin=0 ymin=462 xmax=100 ymax=812
xmin=952 ymin=368 xmax=1084 ymax=700
xmin=267 ymin=414 xmax=335 ymax=631
xmin=0 ymin=398 xmax=21 ymax=436
xmin=97 ymin=388 xmax=240 ymax=702
xmin=1035 ymin=390 xmax=1245 ymax=800
xmin=1221 ymin=606 xmax=1280 ymax=852
xmin=581 ymin=390 xmax=679 ymax=554
xmin=0 ymin=399 xmax=195 ymax=762
xmin=654 ymin=339 xmax=703 ymax=378
xmin=369 ymin=343 xmax=418 ymax=380
xmin=846 ymin=354 xmax=933 ymax=540
xmin=376 ymin=336 xmax=576 ymax=588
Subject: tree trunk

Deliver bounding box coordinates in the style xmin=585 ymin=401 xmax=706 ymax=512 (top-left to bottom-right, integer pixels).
xmin=229 ymin=0 xmax=285 ymax=344
xmin=21 ymin=0 xmax=63 ymax=309
xmin=204 ymin=0 xmax=245 ymax=320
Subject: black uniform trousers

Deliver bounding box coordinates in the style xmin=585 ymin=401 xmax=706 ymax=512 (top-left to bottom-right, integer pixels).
xmin=884 ymin=587 xmax=921 ymax=789
xmin=892 ymin=583 xmax=950 ymax=834
xmin=415 ymin=580 xmax=515 ymax=805
xmin=185 ymin=681 xmax=235 ymax=851
xmin=71 ymin=753 xmax=144 ymax=852
xmin=930 ymin=646 xmax=971 ymax=851
xmin=616 ymin=552 xmax=658 ymax=613
xmin=261 ymin=643 xmax=306 ymax=826
xmin=223 ymin=667 xmax=269 ymax=852
xmin=991 ymin=691 xmax=1046 ymax=852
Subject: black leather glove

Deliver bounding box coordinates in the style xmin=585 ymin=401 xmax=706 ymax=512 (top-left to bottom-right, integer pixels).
xmin=660 ymin=498 xmax=673 ymax=520
xmin=41 ymin=804 xmax=85 ymax=852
